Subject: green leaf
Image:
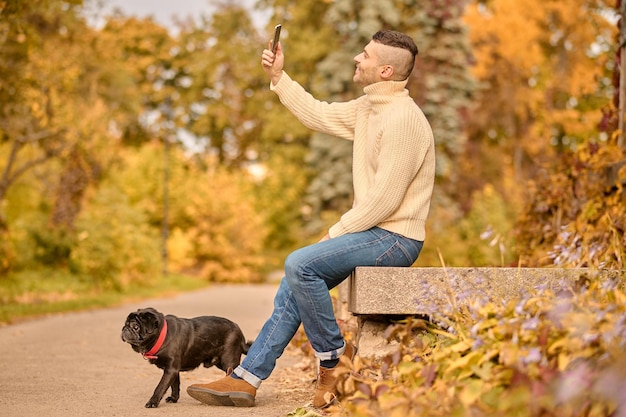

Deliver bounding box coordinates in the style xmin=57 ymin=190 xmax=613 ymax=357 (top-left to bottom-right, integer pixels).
xmin=458 ymin=379 xmax=485 ymax=407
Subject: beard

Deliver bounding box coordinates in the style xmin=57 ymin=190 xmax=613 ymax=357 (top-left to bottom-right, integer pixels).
xmin=353 ymin=65 xmax=378 ymax=87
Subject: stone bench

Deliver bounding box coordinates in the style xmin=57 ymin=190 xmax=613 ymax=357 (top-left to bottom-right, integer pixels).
xmin=337 ymin=267 xmax=620 ymax=358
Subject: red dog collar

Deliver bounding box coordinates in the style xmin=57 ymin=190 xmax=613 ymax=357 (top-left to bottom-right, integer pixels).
xmin=143 ymin=320 xmax=168 ymax=360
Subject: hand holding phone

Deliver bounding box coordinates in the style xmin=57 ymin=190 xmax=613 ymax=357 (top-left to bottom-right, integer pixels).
xmin=272 ymin=24 xmax=282 ymax=54
xmin=262 ymin=23 xmax=284 ymax=84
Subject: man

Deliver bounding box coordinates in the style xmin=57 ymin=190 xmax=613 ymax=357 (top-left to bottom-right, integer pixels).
xmin=187 ymin=29 xmax=435 ymax=409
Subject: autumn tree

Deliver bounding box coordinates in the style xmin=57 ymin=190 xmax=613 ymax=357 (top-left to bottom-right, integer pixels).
xmin=462 ymin=0 xmax=616 ymax=200
xmin=512 ymin=1 xmax=624 ymax=269
xmin=0 ymin=0 xmax=91 ymax=270
xmin=0 ymin=1 xmax=180 ymax=274
xmin=166 ymin=5 xmax=268 ymax=167
xmin=463 ymin=0 xmax=620 ymax=267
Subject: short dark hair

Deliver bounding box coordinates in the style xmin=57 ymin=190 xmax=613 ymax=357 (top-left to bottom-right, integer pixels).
xmin=372 ymin=30 xmax=418 ymax=79
xmin=372 ymin=30 xmax=418 ymax=58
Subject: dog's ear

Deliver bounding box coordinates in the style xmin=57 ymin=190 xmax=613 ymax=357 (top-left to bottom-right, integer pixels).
xmin=138 ymin=309 xmax=161 ymax=335
xmin=150 ymin=316 xmax=160 ymax=334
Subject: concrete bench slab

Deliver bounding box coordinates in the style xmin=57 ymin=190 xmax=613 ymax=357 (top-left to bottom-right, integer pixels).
xmin=340 ymin=267 xmax=621 ymax=358
xmin=348 ymin=267 xmax=617 ymax=316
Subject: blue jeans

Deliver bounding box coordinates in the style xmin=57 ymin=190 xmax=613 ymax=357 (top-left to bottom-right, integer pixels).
xmin=233 ymin=226 xmax=423 ymax=388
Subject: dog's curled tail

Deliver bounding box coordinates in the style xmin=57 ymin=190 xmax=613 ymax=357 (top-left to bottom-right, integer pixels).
xmin=242 ymin=340 xmax=254 ymax=354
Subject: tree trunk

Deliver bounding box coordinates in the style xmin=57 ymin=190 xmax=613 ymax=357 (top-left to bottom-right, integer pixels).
xmin=50 ymin=147 xmax=90 ymax=229
xmin=617 ymin=0 xmax=626 ymax=149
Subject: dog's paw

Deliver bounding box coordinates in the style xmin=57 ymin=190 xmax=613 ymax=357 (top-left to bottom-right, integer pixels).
xmin=165 ymin=396 xmax=179 ymax=403
xmin=144 ymin=401 xmax=159 ymax=408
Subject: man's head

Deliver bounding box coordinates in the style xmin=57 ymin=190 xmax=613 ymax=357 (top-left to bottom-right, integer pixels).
xmin=353 ymin=30 xmax=418 ymax=87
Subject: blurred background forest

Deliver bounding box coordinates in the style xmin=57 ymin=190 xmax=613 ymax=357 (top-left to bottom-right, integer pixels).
xmin=1 ymin=0 xmax=625 ymax=313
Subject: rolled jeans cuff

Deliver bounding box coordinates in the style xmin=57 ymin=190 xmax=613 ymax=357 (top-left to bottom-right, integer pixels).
xmin=314 ymin=341 xmax=346 ymax=361
xmin=234 ymin=365 xmax=262 ymax=388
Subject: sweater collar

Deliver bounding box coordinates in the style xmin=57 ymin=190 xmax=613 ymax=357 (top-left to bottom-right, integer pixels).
xmin=363 ymin=79 xmax=409 ymax=110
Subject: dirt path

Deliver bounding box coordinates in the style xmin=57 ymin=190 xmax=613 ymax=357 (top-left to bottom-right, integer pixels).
xmin=0 ymin=284 xmax=319 ymax=417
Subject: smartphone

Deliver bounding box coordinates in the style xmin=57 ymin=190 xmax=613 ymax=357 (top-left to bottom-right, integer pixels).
xmin=272 ymin=24 xmax=282 ymax=54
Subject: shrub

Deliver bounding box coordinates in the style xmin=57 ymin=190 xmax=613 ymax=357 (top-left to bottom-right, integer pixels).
xmin=169 ymin=168 xmax=268 ymax=282
xmin=329 ymin=270 xmax=626 ymax=417
xmin=71 ymin=185 xmax=161 ymax=290
xmin=515 ymin=143 xmax=626 ymax=270
xmin=418 ymin=186 xmax=518 ymax=267
xmin=106 ymin=143 xmax=269 ymax=283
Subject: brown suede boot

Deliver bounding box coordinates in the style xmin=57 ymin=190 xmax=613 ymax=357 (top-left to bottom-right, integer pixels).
xmin=312 ymin=342 xmax=357 ymax=408
xmin=187 ymin=375 xmax=256 ymax=407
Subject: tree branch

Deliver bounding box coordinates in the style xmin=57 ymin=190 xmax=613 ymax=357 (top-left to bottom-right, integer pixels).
xmin=0 ymin=128 xmax=67 ymax=201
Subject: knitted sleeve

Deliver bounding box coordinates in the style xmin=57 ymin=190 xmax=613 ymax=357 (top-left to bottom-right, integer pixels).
xmin=271 ymin=71 xmax=362 ymax=141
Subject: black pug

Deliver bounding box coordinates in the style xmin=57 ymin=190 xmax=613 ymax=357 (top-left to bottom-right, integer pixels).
xmin=121 ymin=307 xmax=252 ymax=408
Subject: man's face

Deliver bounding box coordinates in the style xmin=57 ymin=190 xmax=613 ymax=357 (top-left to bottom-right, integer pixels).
xmin=353 ymin=41 xmax=384 ymax=87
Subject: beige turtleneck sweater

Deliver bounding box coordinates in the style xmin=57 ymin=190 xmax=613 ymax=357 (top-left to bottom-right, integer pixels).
xmin=271 ymin=71 xmax=435 ymax=242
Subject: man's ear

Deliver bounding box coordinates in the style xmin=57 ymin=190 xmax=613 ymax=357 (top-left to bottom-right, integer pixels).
xmin=379 ymin=65 xmax=395 ymax=80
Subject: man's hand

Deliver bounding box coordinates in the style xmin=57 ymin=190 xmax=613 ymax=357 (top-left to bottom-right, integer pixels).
xmin=261 ymin=40 xmax=284 ymax=86
xmin=319 ymin=233 xmax=330 ymax=242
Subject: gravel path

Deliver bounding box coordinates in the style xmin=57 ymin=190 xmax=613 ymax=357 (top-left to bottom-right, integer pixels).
xmin=0 ymin=284 xmax=318 ymax=417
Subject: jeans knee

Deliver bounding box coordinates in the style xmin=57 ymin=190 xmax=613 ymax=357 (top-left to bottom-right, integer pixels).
xmin=285 ymin=249 xmax=316 ymax=289
xmin=284 ymin=252 xmax=301 ymax=287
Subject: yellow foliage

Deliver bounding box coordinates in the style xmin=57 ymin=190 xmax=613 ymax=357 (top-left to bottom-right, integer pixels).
xmin=464 ymin=0 xmax=617 ymax=163
xmin=167 ymin=228 xmax=195 ymax=270
xmin=335 ymin=273 xmax=626 ymax=416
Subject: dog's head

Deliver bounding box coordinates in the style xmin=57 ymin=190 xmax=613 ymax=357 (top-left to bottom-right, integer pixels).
xmin=121 ymin=307 xmax=164 ymax=353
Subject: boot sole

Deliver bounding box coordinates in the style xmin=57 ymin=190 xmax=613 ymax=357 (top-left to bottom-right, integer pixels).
xmin=187 ymin=386 xmax=255 ymax=407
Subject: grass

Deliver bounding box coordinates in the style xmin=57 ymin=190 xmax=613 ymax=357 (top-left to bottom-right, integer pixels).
xmin=0 ymin=268 xmax=209 ymax=324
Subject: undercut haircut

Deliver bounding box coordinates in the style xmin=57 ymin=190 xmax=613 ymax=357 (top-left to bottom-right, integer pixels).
xmin=372 ymin=30 xmax=419 ymax=80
